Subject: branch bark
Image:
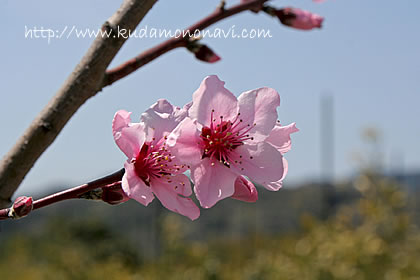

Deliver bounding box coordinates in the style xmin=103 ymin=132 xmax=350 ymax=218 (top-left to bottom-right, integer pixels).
xmin=0 ymin=0 xmax=157 ymax=208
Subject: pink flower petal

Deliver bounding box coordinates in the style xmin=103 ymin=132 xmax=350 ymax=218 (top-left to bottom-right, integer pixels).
xmin=261 ymin=157 xmax=289 ymax=191
xmin=266 ymin=122 xmax=299 ymax=154
xmin=237 ymin=87 xmax=280 ymax=142
xmin=122 ymin=161 xmax=154 ymax=206
xmin=231 ymin=142 xmax=284 ymax=184
xmin=167 ymin=118 xmax=202 ymax=166
xmin=150 ymin=98 xmax=177 ymax=114
xmin=151 ymin=177 xmax=200 ymax=221
xmin=231 ymin=176 xmax=258 ymax=202
xmin=141 ymin=99 xmax=188 ymax=143
xmin=191 ymin=158 xmax=237 ymax=208
xmin=169 ymin=174 xmax=193 ymax=197
xmin=112 ymin=110 xmax=145 ymax=159
xmin=189 ymin=75 xmax=238 ymax=127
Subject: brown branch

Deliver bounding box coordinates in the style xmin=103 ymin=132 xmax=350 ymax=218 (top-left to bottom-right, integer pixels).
xmin=0 ymin=169 xmax=124 ymax=220
xmin=33 ymin=169 xmax=124 ymax=210
xmin=103 ymin=0 xmax=268 ymax=87
xmin=0 ymin=0 xmax=157 ymax=208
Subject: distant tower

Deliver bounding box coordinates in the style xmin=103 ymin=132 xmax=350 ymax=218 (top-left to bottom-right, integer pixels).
xmin=320 ymin=94 xmax=334 ymax=183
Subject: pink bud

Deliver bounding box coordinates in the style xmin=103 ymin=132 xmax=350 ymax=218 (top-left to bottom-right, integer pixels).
xmin=101 ymin=183 xmax=130 ymax=205
xmin=231 ymin=176 xmax=258 ymax=203
xmin=194 ymin=45 xmax=221 ymax=63
xmin=276 ymin=7 xmax=324 ymax=30
xmin=11 ymin=196 xmax=33 ymax=218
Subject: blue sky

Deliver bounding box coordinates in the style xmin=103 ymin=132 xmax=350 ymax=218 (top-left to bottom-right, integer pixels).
xmin=2 ymin=0 xmax=420 ymax=197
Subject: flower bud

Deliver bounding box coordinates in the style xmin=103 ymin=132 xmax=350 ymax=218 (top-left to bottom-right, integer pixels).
xmin=276 ymin=7 xmax=323 ymax=30
xmin=231 ymin=176 xmax=258 ymax=202
xmin=101 ymin=183 xmax=130 ymax=205
xmin=188 ymin=43 xmax=221 ymax=63
xmin=9 ymin=196 xmax=33 ymax=219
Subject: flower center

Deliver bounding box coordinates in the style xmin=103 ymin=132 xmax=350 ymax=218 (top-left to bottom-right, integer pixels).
xmin=133 ymin=140 xmax=183 ymax=186
xmin=200 ymin=110 xmax=255 ymax=167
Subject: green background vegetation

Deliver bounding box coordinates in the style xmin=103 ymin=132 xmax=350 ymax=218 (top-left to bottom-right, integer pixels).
xmin=1 ymin=172 xmax=420 ymax=279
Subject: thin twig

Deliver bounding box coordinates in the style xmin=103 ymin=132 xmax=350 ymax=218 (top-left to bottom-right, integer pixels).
xmin=103 ymin=0 xmax=268 ymax=86
xmin=0 ymin=169 xmax=124 ymax=220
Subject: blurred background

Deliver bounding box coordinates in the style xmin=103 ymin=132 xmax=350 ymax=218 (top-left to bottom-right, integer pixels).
xmin=1 ymin=0 xmax=420 ymax=279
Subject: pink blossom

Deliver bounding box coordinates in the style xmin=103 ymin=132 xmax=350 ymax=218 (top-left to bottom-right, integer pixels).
xmin=168 ymin=75 xmax=297 ymax=208
xmin=112 ymin=99 xmax=200 ymax=220
xmin=276 ymin=7 xmax=324 ymax=30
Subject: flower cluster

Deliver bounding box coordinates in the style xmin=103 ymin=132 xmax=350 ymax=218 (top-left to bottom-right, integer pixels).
xmin=112 ymin=76 xmax=298 ymax=220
